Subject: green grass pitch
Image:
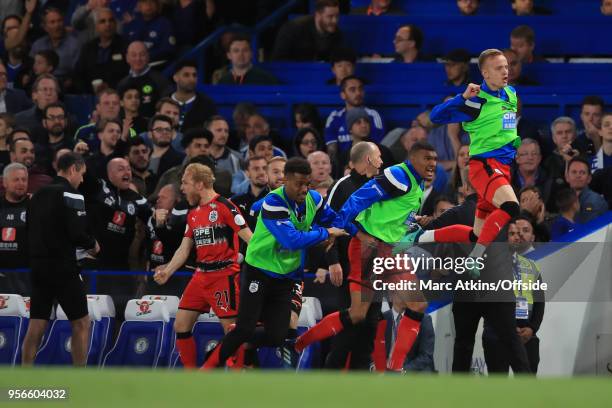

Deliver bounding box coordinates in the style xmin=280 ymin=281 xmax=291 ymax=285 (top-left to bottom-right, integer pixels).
xmin=1 ymin=368 xmax=611 ymax=407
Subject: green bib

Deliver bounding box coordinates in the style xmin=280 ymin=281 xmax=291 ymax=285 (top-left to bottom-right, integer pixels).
xmin=462 ymin=87 xmax=521 ymax=156
xmin=245 ymin=187 xmax=317 ymax=275
xmin=514 ymin=254 xmax=542 ymax=309
xmin=355 ymin=162 xmax=423 ymax=243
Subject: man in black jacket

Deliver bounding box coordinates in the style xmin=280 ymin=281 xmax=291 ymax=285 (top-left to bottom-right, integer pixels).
xmin=73 ymin=7 xmax=128 ymax=93
xmin=323 ymin=141 xmax=383 ymax=369
xmin=272 ymin=0 xmax=345 ymax=62
xmin=21 ymin=152 xmax=99 ymax=366
xmin=170 ymin=60 xmax=216 ymax=133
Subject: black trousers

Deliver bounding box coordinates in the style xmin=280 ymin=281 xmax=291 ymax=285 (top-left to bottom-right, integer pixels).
xmin=217 ymin=263 xmax=295 ymax=364
xmin=483 ymin=334 xmax=540 ymax=374
xmin=325 ymin=302 xmax=381 ymax=370
xmin=452 ymin=301 xmax=531 ymax=374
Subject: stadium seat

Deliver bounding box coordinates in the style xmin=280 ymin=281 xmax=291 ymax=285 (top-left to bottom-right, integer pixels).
xmin=141 ymin=295 xmax=180 ymax=366
xmin=86 ymin=294 xmax=116 ymax=365
xmin=102 ymin=299 xmax=170 ymax=368
xmin=34 ymin=299 xmax=102 ymax=366
xmin=170 ymin=312 xmax=224 ymax=368
xmin=0 ymin=294 xmax=29 ymax=366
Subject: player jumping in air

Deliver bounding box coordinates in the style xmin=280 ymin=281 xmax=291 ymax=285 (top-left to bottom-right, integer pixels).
xmin=295 ymin=141 xmax=438 ymax=372
xmin=406 ymin=48 xmax=521 ymax=277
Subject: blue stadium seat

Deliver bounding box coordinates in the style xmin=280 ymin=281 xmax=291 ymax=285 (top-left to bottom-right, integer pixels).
xmin=86 ymin=294 xmax=116 ymax=366
xmin=141 ymin=295 xmax=180 ymax=367
xmin=34 ymin=299 xmax=102 ymax=366
xmin=170 ymin=312 xmax=224 ymax=368
xmin=102 ymin=299 xmax=170 ymax=368
xmin=0 ymin=294 xmax=29 ymax=366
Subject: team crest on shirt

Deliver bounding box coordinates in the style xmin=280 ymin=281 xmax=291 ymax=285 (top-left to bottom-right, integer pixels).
xmin=209 ymin=210 xmax=218 ymax=222
xmin=249 ymin=281 xmax=260 ymax=293
xmin=127 ymin=203 xmax=135 ymax=216
xmin=20 ymin=211 xmax=26 ymax=222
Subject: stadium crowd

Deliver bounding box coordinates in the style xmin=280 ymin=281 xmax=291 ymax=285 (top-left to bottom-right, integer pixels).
xmin=0 ymin=0 xmax=611 ymax=373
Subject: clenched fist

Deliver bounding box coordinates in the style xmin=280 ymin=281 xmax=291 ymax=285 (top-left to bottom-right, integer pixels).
xmin=462 ymin=83 xmax=481 ymax=100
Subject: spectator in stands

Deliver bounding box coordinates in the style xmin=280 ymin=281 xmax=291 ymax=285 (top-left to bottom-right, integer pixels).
xmin=154 ymin=128 xmax=213 ymax=197
xmin=325 ymin=76 xmax=384 ymax=160
xmin=231 ymin=155 xmax=269 ymax=230
xmin=307 ymin=150 xmax=333 ymax=185
xmin=240 ymin=113 xmax=286 ymax=159
xmin=578 ymin=95 xmax=605 ymax=154
xmin=117 ymin=41 xmax=172 ymax=118
xmin=170 ymin=60 xmax=217 ymax=132
xmin=19 ymin=50 xmax=59 ymax=95
xmin=383 ymin=302 xmax=435 ymax=372
xmin=119 ymin=85 xmax=148 ymax=134
xmin=592 ymin=112 xmax=612 ymax=171
xmin=294 ymin=102 xmax=324 ymax=135
xmin=4 ymin=138 xmax=51 ymax=194
xmin=206 ymin=115 xmax=241 ymax=176
xmin=85 ymin=118 xmax=125 ymax=179
xmin=74 ymin=7 xmax=129 ymax=94
xmin=510 ymin=25 xmax=547 ymax=64
xmin=512 ymin=138 xmax=552 ymax=208
xmin=327 ymin=48 xmax=356 ymax=86
xmin=543 ymin=117 xmax=584 ymax=195
xmin=147 ymin=114 xmax=184 ymax=177
xmin=432 ymin=196 xmax=455 ymax=219
xmin=36 ymin=102 xmax=73 ymax=175
xmin=445 ymin=143 xmax=469 ymax=202
xmin=267 ymin=156 xmax=286 ymax=190
xmin=457 ymin=0 xmax=479 ymax=15
xmin=442 ymin=49 xmax=472 ymax=87
xmin=0 ymin=162 xmax=30 ymax=294
xmin=518 ymin=186 xmax=551 ymax=242
xmin=565 ymin=157 xmax=608 ymax=222
xmin=502 ymin=48 xmax=539 ymax=86
xmin=550 ymin=188 xmax=579 ymax=239
xmin=74 ymin=89 xmax=124 ymax=150
xmin=2 ymin=14 xmax=33 ymax=91
xmin=126 ymin=136 xmax=156 ymax=197
xmin=30 ymin=8 xmax=80 ymax=89
xmin=602 ymin=0 xmax=612 ymax=15
xmin=0 ymin=60 xmax=32 ymax=114
xmin=71 ymin=0 xmax=112 ymax=46
xmin=511 ymin=0 xmax=551 ymax=16
xmin=591 ymin=166 xmax=612 ymax=210
xmin=294 ymin=127 xmax=325 ymax=159
xmin=124 ymin=0 xmax=176 ymax=63
xmin=425 ymin=98 xmax=466 ymax=171
xmin=351 ymin=0 xmax=405 ymax=15
xmin=171 ymin=0 xmax=215 ymax=50
xmin=0 ymin=113 xmax=14 ymax=171
xmin=149 ymin=97 xmax=183 ymax=151
xmin=217 ymin=33 xmax=279 ymax=85
xmin=14 ymin=74 xmax=60 ymax=142
xmin=392 ymin=25 xmax=432 ymax=63
xmin=230 ymin=102 xmax=257 ymax=150
xmin=80 ymin=157 xmax=151 ymax=318
xmin=272 ymin=0 xmax=344 ymax=62
xmin=336 ymin=107 xmax=394 ymax=177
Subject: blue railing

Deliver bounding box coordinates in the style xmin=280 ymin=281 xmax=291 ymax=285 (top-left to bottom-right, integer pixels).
xmin=163 ymin=0 xmax=300 ymax=82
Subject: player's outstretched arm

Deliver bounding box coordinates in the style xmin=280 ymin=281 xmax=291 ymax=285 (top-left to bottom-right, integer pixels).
xmin=430 ymin=83 xmax=481 ymax=124
xmin=238 ymin=227 xmax=253 ymax=243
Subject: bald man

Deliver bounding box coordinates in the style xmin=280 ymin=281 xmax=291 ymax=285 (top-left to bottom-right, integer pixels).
xmin=117 ymin=41 xmax=171 ymax=117
xmin=81 ymin=157 xmax=152 ymax=319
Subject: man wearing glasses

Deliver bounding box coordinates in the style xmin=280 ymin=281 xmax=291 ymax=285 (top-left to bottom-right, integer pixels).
xmin=147 ymin=114 xmax=184 ymax=177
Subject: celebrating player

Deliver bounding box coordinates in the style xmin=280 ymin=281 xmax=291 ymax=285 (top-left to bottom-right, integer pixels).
xmin=295 ymin=141 xmax=438 ymax=372
xmin=154 ymin=163 xmax=252 ymax=369
xmin=406 ymin=48 xmax=521 ymax=277
xmin=202 ymin=157 xmax=348 ymax=369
